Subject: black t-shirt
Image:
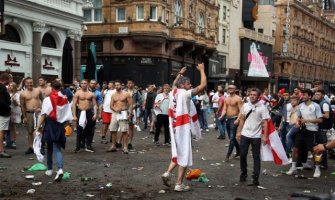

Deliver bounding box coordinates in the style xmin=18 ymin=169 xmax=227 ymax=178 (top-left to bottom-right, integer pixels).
xmin=0 ymin=83 xmax=11 ymax=117
xmin=145 ymin=92 xmax=157 ymax=109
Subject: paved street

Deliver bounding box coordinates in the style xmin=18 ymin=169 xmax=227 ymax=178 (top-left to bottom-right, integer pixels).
xmin=0 ymin=122 xmax=335 ymax=200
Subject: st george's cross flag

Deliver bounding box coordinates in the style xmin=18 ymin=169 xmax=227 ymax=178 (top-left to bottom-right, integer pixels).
xmin=261 ymin=119 xmax=289 ymax=165
xmin=41 ymin=90 xmax=73 ymax=123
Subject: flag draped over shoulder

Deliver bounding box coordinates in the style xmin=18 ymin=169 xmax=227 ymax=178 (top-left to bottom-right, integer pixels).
xmin=168 ymin=89 xmax=201 ymax=167
xmin=41 ymin=90 xmax=73 ymax=123
xmin=261 ymin=119 xmax=289 ymax=165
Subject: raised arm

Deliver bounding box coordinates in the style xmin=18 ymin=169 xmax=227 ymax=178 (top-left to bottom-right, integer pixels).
xmin=191 ymin=63 xmax=207 ymax=96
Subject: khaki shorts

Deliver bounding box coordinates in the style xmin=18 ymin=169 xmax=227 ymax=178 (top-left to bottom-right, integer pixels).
xmin=109 ymin=111 xmax=128 ymax=132
xmin=26 ymin=112 xmax=40 ymax=133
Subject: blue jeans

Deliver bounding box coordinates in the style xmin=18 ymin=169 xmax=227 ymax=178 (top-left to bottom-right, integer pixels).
xmin=144 ymin=108 xmax=152 ymax=129
xmin=47 ymin=142 xmax=63 ymax=170
xmin=199 ymin=109 xmax=209 ymax=129
xmin=226 ymin=118 xmax=240 ymax=157
xmin=216 ymin=116 xmax=226 ymax=137
xmin=280 ymin=122 xmax=289 ymax=151
xmin=285 ymin=125 xmax=299 ymax=155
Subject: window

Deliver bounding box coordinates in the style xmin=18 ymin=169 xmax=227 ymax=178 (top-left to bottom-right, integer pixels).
xmin=136 ymin=5 xmax=144 ymax=21
xmin=116 ymin=7 xmax=126 ymax=22
xmin=0 ymin=25 xmax=21 ymax=43
xmin=222 ymin=5 xmax=227 ymax=20
xmin=198 ymin=14 xmax=204 ymax=34
xmin=150 ymin=6 xmax=157 ymax=21
xmin=222 ymin=29 xmax=226 ymax=44
xmin=41 ymin=33 xmax=56 ymax=48
xmin=174 ymin=0 xmax=183 ymax=26
xmin=219 ymin=55 xmax=226 ymax=74
xmin=83 ymin=0 xmax=102 ymax=22
xmin=258 ymin=28 xmax=263 ymax=33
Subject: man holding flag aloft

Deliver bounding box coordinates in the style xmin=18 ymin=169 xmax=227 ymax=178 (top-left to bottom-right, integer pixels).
xmin=236 ymin=88 xmax=270 ymax=186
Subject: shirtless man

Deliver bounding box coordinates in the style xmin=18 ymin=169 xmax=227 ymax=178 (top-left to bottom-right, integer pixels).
xmin=219 ymin=84 xmax=243 ymax=161
xmin=37 ymin=76 xmax=52 ymax=98
xmin=20 ymin=77 xmax=43 ymax=154
xmin=107 ymin=80 xmax=133 ymax=154
xmin=72 ymin=79 xmax=97 ymax=153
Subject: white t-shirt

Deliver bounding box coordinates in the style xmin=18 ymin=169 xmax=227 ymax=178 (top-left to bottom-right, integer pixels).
xmin=103 ymin=89 xmax=115 ymax=113
xmin=241 ymin=102 xmax=270 ymax=138
xmin=212 ymin=92 xmax=219 ymax=108
xmin=297 ymin=102 xmax=323 ymax=131
xmin=285 ymin=103 xmax=293 ymax=123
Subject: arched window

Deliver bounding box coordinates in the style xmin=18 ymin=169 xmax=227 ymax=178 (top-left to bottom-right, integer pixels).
xmin=0 ymin=25 xmax=21 ymax=43
xmin=174 ymin=0 xmax=183 ymax=26
xmin=198 ymin=14 xmax=204 ymax=34
xmin=42 ymin=33 xmax=57 ymax=48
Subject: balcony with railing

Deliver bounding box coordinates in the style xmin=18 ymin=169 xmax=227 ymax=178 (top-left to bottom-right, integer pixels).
xmin=26 ymin=0 xmax=82 ymax=15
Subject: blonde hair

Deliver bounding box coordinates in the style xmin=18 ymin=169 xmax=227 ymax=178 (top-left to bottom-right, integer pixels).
xmin=9 ymin=82 xmax=18 ymax=93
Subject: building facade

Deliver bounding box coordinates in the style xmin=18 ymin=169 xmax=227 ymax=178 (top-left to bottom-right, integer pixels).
xmin=82 ymin=0 xmax=219 ymax=87
xmin=0 ymin=0 xmax=83 ymax=84
xmin=238 ymin=0 xmax=276 ymax=91
xmin=273 ymin=0 xmax=335 ymax=92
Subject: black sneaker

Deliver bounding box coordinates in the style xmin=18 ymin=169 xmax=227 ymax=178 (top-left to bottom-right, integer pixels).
xmin=25 ymin=147 xmax=34 ymax=155
xmin=85 ymin=146 xmax=95 ymax=153
xmin=116 ymin=143 xmax=122 ymax=148
xmin=101 ymin=137 xmax=108 ymax=144
xmin=252 ymin=175 xmax=259 ymax=186
xmin=128 ymin=143 xmax=133 ymax=150
xmin=0 ymin=151 xmax=11 ymax=158
xmin=234 ymin=153 xmax=240 ymax=159
xmin=40 ymin=148 xmax=45 ymax=155
xmin=217 ymin=136 xmax=225 ymax=140
xmin=73 ymin=147 xmax=81 ymax=153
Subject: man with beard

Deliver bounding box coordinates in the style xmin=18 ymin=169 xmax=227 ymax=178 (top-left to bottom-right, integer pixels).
xmin=37 ymin=76 xmax=52 ymax=98
xmin=107 ymin=80 xmax=133 ymax=154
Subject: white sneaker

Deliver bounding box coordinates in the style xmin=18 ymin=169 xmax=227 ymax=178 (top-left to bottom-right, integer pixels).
xmin=54 ymin=169 xmax=63 ymax=181
xmin=174 ymin=184 xmax=190 ymax=192
xmin=45 ymin=170 xmax=53 ymax=176
xmin=288 ymin=158 xmax=292 ymax=164
xmin=161 ymin=172 xmax=172 ymax=187
xmin=313 ymin=167 xmax=321 ymax=178
xmin=286 ymin=167 xmax=297 ymax=175
xmin=136 ymin=126 xmax=142 ymax=132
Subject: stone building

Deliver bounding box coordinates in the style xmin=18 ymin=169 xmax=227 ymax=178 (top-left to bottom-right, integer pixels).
xmin=273 ymin=0 xmax=335 ymax=92
xmin=82 ymin=0 xmax=219 ymax=87
xmin=0 ymin=0 xmax=83 ymax=84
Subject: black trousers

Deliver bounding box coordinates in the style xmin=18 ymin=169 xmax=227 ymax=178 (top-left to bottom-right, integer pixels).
xmin=240 ymin=135 xmax=261 ymax=178
xmin=154 ymin=114 xmax=170 ymax=143
xmin=76 ymin=110 xmax=93 ymax=149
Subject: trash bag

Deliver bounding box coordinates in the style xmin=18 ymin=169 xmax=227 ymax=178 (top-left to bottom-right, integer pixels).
xmin=33 ymin=133 xmax=44 ymax=162
xmin=27 ymin=163 xmax=47 ymax=172
xmin=186 ymin=169 xmax=202 ymax=180
xmin=62 ymin=172 xmax=71 ymax=180
xmin=65 ymin=125 xmax=72 ymax=137
xmin=197 ymin=173 xmax=209 ymax=183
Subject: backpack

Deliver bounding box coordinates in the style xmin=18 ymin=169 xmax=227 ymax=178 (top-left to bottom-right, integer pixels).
xmin=319 ymin=99 xmax=334 ymax=130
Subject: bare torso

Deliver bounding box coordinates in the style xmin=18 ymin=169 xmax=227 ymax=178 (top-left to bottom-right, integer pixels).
xmin=111 ymin=91 xmax=130 ymax=112
xmin=21 ymin=88 xmax=42 ymax=112
xmin=76 ymin=90 xmax=94 ymax=111
xmin=38 ymin=86 xmax=52 ymax=99
xmin=225 ymin=95 xmax=242 ymax=117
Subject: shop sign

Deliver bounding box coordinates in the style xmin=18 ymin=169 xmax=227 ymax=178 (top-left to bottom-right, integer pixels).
xmin=5 ymin=54 xmax=20 ymax=67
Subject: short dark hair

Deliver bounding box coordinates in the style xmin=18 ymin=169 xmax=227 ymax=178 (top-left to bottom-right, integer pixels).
xmin=176 ymin=76 xmax=191 ymax=88
xmin=316 ymin=89 xmax=325 ymax=95
xmin=218 ymin=90 xmax=224 ymax=95
xmin=108 ymin=80 xmax=115 ymax=84
xmin=250 ymin=88 xmax=261 ymax=96
xmin=294 ymin=87 xmax=301 ymax=91
xmin=313 ymin=80 xmax=322 ymax=85
xmin=51 ymin=80 xmax=62 ymax=90
xmin=127 ymin=78 xmax=135 ymax=83
xmin=81 ymin=79 xmax=89 ymax=83
xmin=38 ymin=76 xmax=46 ymax=81
xmin=114 ymin=80 xmax=122 ymax=84
xmin=0 ymin=72 xmax=11 ymax=81
xmin=301 ymin=89 xmax=313 ymax=97
xmin=24 ymin=77 xmax=33 ymax=83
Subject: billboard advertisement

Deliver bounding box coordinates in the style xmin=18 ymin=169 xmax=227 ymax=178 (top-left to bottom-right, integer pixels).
xmin=241 ymin=39 xmax=273 ymax=78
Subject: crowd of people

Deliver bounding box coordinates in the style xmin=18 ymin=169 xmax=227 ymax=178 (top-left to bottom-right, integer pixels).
xmin=0 ymin=67 xmax=335 ymax=190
